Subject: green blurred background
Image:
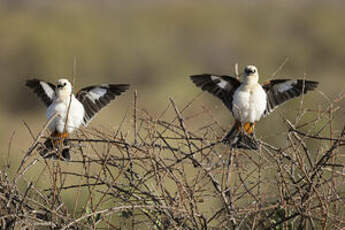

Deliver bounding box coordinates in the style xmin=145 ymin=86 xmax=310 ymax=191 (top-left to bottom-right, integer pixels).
xmin=1 ymin=0 xmax=345 ymax=185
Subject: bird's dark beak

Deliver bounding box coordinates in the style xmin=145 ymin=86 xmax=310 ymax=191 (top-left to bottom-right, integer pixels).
xmin=57 ymin=84 xmax=63 ymax=88
xmin=244 ymin=69 xmax=254 ymax=75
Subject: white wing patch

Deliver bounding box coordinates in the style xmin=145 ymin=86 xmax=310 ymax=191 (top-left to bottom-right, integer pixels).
xmin=40 ymin=81 xmax=55 ymax=100
xmin=85 ymin=86 xmax=108 ymax=103
xmin=211 ymin=76 xmax=228 ymax=89
xmin=276 ymin=80 xmax=297 ymax=93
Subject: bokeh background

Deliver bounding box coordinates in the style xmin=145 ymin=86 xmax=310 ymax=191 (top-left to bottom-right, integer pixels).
xmin=1 ymin=0 xmax=345 ymax=216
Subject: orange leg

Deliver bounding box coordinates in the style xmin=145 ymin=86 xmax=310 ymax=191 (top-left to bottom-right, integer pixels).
xmin=51 ymin=131 xmax=68 ymax=148
xmin=243 ymin=122 xmax=256 ymax=135
xmin=57 ymin=132 xmax=69 ymax=139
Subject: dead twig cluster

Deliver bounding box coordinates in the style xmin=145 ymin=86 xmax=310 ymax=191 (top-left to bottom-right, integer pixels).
xmin=1 ymin=92 xmax=345 ymax=229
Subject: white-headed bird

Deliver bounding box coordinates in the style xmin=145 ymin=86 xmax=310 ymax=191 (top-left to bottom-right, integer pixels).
xmin=26 ymin=78 xmax=129 ymax=160
xmin=190 ymin=65 xmax=318 ymax=150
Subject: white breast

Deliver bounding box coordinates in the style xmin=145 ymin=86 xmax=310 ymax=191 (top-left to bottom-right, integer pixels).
xmin=47 ymin=95 xmax=85 ymax=133
xmin=232 ymin=84 xmax=267 ymax=123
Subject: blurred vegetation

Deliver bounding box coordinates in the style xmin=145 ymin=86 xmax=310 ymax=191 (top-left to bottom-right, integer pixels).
xmin=2 ymin=0 xmax=345 ymax=157
xmin=1 ymin=0 xmax=345 ymax=228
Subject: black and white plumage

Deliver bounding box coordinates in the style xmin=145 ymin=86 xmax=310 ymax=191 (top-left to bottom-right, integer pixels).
xmin=190 ymin=75 xmax=241 ymax=111
xmin=26 ymin=78 xmax=129 ymax=160
xmin=190 ymin=65 xmax=318 ymax=150
xmin=76 ymin=84 xmax=129 ymax=125
xmin=25 ymin=79 xmax=56 ymax=107
xmin=262 ymin=79 xmax=318 ymax=115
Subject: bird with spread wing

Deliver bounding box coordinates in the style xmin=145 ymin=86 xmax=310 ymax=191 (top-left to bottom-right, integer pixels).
xmin=190 ymin=65 xmax=318 ymax=150
xmin=26 ymin=78 xmax=129 ymax=160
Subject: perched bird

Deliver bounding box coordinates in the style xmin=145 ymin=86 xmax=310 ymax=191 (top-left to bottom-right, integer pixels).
xmin=26 ymin=78 xmax=129 ymax=160
xmin=190 ymin=65 xmax=318 ymax=150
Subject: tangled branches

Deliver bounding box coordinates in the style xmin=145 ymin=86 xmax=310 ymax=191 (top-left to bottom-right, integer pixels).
xmin=1 ymin=93 xmax=345 ymax=229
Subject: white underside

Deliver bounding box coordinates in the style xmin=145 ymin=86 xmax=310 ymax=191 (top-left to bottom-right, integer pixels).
xmin=47 ymin=94 xmax=85 ymax=133
xmin=232 ymin=83 xmax=267 ymax=123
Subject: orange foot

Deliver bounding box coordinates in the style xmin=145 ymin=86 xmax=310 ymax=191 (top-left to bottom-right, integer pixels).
xmin=243 ymin=122 xmax=256 ymax=135
xmin=57 ymin=132 xmax=69 ymax=139
xmin=51 ymin=131 xmax=69 ymax=148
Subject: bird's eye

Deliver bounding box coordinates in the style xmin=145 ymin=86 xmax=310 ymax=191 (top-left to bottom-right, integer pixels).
xmin=63 ymin=83 xmax=67 ymax=86
xmin=252 ymin=69 xmax=256 ymax=73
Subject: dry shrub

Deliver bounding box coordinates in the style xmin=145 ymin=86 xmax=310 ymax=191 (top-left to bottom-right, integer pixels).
xmin=1 ymin=92 xmax=345 ymax=230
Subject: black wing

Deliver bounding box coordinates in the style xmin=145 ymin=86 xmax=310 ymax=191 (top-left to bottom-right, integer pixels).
xmin=190 ymin=74 xmax=241 ymax=111
xmin=262 ymin=79 xmax=319 ymax=115
xmin=76 ymin=84 xmax=130 ymax=126
xmin=25 ymin=79 xmax=56 ymax=107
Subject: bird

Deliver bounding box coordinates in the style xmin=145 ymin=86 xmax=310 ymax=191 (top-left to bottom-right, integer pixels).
xmin=26 ymin=78 xmax=129 ymax=160
xmin=190 ymin=65 xmax=319 ymax=150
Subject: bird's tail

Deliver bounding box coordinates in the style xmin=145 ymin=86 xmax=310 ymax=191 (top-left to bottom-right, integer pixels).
xmin=39 ymin=131 xmax=70 ymax=160
xmin=222 ymin=121 xmax=259 ymax=150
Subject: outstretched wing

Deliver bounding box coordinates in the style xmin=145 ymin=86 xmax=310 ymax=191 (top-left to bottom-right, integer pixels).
xmin=190 ymin=74 xmax=241 ymax=110
xmin=76 ymin=84 xmax=130 ymax=126
xmin=25 ymin=79 xmax=56 ymax=107
xmin=262 ymin=79 xmax=319 ymax=115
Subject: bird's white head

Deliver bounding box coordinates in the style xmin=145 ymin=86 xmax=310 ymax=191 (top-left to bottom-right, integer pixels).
xmin=56 ymin=79 xmax=72 ymax=98
xmin=243 ymin=65 xmax=259 ymax=84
